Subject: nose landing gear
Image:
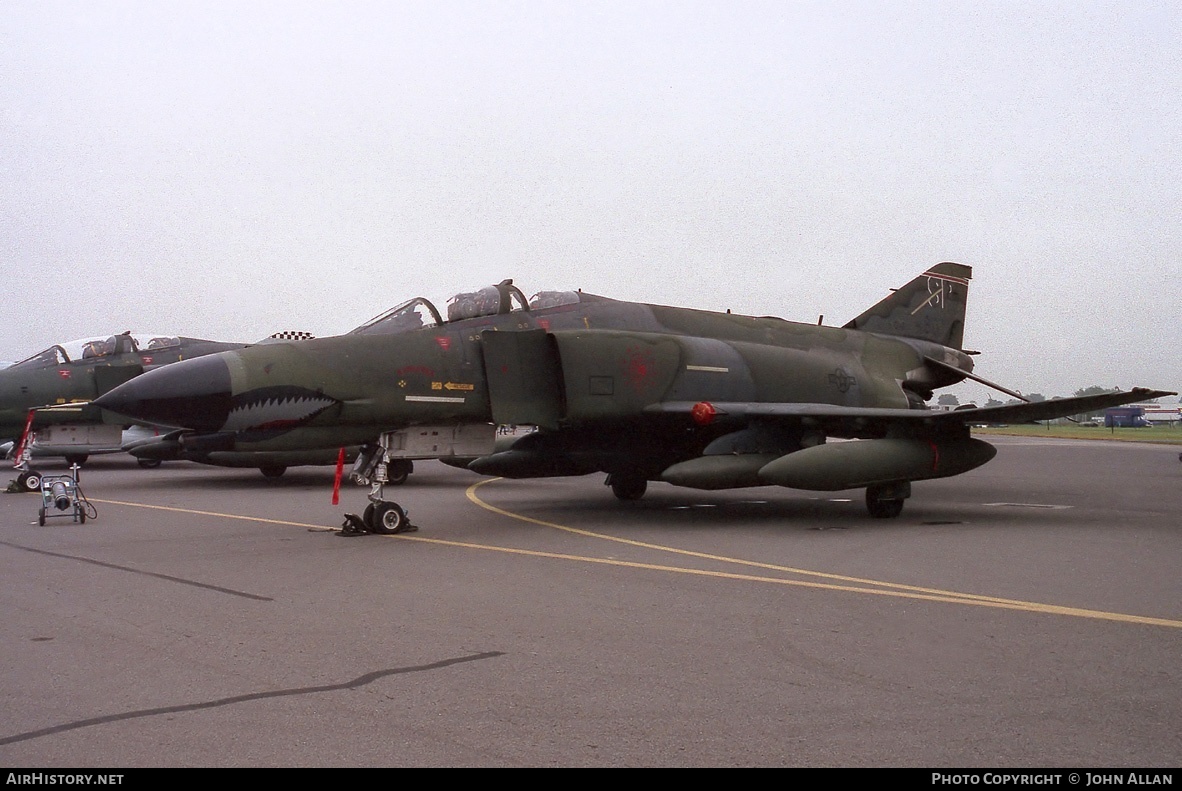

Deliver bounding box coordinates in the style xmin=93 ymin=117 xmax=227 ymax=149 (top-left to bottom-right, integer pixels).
xmin=339 ymin=439 xmax=418 ymax=536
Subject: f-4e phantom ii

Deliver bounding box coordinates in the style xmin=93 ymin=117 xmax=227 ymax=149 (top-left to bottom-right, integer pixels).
xmin=0 ymin=330 xmax=332 ymax=491
xmin=0 ymin=332 xmax=249 ymax=490
xmin=95 ymin=265 xmax=1174 ymax=530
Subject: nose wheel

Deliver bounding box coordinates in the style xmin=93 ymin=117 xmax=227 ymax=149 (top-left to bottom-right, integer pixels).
xmin=16 ymin=470 xmax=43 ymax=493
xmin=369 ymin=502 xmax=413 ymax=534
xmin=341 ymin=501 xmax=417 ymax=536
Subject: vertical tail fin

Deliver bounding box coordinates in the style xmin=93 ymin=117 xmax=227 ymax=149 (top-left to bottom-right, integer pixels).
xmin=843 ymin=262 xmax=971 ymax=349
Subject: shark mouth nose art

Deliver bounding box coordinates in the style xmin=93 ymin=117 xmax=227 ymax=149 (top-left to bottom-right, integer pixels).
xmin=223 ymin=386 xmax=340 ymax=438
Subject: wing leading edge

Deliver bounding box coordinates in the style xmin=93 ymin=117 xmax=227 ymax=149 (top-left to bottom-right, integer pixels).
xmin=649 ymin=387 xmax=1176 ymax=437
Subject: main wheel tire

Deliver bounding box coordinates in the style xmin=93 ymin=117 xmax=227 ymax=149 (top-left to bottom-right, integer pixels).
xmin=370 ymin=502 xmax=408 ymax=535
xmin=362 ymin=503 xmax=375 ymax=529
xmin=259 ymin=465 xmax=287 ymax=478
xmin=18 ymin=471 xmax=41 ymax=492
xmin=64 ymin=454 xmax=88 ymax=467
xmin=387 ymin=459 xmax=413 ymax=486
xmin=865 ymin=488 xmax=905 ymax=518
xmin=137 ymin=458 xmax=163 ymax=469
xmin=610 ymin=476 xmax=647 ymax=501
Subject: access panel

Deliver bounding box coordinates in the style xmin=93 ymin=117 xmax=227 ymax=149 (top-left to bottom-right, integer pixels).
xmin=479 ymin=329 xmax=564 ymax=429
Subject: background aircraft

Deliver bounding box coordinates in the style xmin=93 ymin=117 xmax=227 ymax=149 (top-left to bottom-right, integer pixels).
xmin=96 ymin=267 xmax=1173 ymax=531
xmin=1 ymin=332 xmax=248 ymax=490
xmin=0 ymin=330 xmax=331 ymax=490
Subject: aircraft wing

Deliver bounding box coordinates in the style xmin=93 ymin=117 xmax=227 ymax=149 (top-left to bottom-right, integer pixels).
xmin=648 ymin=388 xmax=1176 ymax=435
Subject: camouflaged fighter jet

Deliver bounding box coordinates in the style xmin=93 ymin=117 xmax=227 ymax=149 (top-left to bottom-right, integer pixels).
xmin=0 ymin=330 xmax=334 ymax=491
xmin=94 ymin=266 xmax=1174 ymax=532
xmin=0 ymin=332 xmax=250 ymax=490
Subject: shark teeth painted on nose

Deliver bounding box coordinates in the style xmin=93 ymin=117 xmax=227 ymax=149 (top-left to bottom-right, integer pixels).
xmin=224 ymin=387 xmax=339 ymax=435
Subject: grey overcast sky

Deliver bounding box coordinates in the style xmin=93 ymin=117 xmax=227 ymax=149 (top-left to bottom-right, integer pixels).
xmin=2 ymin=1 xmax=1179 ymax=400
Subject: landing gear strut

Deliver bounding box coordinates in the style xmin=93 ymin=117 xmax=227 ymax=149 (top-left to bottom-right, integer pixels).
xmin=12 ymin=424 xmax=41 ymax=493
xmin=865 ymin=481 xmax=910 ymax=519
xmin=340 ymin=439 xmax=418 ymax=535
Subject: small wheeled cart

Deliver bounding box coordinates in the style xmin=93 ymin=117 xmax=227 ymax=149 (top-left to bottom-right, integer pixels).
xmin=37 ymin=467 xmax=92 ymax=526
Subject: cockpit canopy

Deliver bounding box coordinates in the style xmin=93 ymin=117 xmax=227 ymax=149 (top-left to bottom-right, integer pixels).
xmin=349 ymin=279 xmax=582 ymax=336
xmin=349 ymin=297 xmax=444 ymax=336
xmin=528 ymin=291 xmax=581 ymax=310
xmin=10 ymin=333 xmax=182 ymax=370
xmin=446 ymin=281 xmax=529 ymax=322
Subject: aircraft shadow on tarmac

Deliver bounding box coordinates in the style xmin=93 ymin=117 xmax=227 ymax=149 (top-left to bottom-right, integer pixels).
xmin=7 ymin=457 xmax=1090 ymax=533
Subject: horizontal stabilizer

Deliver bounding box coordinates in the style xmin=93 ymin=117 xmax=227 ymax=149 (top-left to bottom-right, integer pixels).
xmin=922 ymin=356 xmax=1027 ymax=402
xmin=931 ymin=388 xmax=1176 ymax=425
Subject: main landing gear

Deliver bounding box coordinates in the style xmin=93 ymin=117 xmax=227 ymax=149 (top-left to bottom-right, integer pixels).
xmin=865 ymin=481 xmax=910 ymax=519
xmin=340 ymin=439 xmax=417 ymax=536
xmin=605 ymin=472 xmax=648 ymax=501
